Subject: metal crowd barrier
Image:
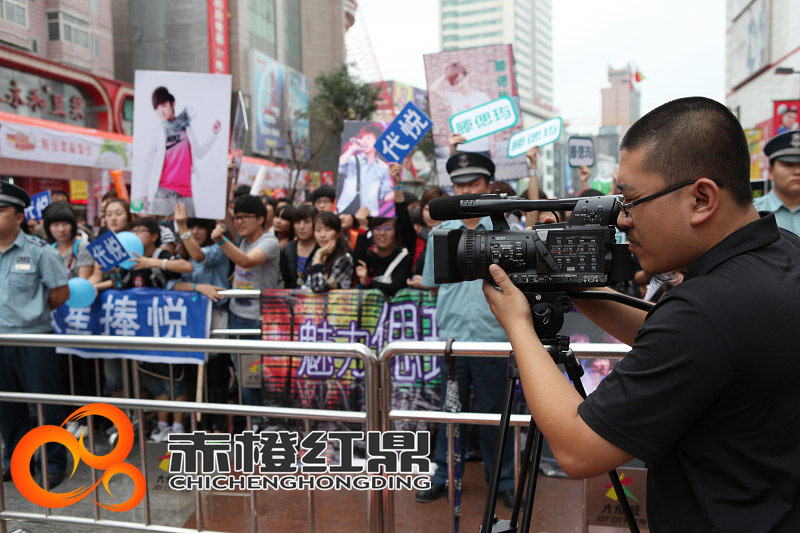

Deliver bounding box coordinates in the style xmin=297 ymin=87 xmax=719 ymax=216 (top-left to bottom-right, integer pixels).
xmin=377 ymin=340 xmax=631 ymax=533
xmin=0 ymin=334 xmax=379 ymax=533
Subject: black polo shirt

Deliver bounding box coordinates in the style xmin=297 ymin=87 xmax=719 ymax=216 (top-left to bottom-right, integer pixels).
xmin=578 ymin=213 xmax=800 ymax=532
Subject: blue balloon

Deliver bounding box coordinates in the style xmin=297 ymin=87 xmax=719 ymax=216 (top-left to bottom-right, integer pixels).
xmin=116 ymin=231 xmax=143 ymax=269
xmin=66 ymin=278 xmax=96 ymax=308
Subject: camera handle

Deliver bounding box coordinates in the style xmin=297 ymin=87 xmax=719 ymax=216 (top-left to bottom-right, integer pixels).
xmin=480 ymin=295 xmax=640 ymax=533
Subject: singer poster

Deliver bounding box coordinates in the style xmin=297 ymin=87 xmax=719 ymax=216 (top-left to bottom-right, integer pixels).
xmin=130 ymin=70 xmax=232 ymax=220
xmin=424 ymin=44 xmax=527 ymax=187
xmin=336 ymin=120 xmax=395 ymax=217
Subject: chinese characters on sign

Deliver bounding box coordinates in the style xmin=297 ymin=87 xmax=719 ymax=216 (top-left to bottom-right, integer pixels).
xmin=507 ymin=117 xmax=563 ymax=158
xmin=23 ymin=190 xmax=51 ymax=221
xmin=164 ymin=430 xmax=432 ymax=491
xmin=449 ymin=96 xmax=519 ymax=144
xmin=375 ymin=101 xmax=432 ymax=163
xmin=87 ymin=232 xmax=131 ymax=272
xmin=207 ymin=0 xmax=230 ymax=74
xmin=568 ymin=136 xmax=596 ymax=167
xmin=0 ymin=76 xmax=87 ymax=124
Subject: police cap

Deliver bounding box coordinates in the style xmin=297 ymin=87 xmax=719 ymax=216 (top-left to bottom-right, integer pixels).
xmin=445 ymin=151 xmax=495 ymax=184
xmin=764 ymin=130 xmax=800 ymax=164
xmin=0 ymin=181 xmax=31 ymax=208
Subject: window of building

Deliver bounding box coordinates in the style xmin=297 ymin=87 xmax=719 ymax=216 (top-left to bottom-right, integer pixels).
xmin=461 ymin=30 xmax=502 ymax=41
xmin=443 ymin=35 xmax=459 ymax=42
xmin=92 ymin=35 xmax=100 ymax=58
xmin=47 ymin=12 xmax=91 ymax=48
xmin=443 ymin=23 xmax=459 ymax=30
xmin=282 ymin=0 xmax=302 ymax=70
xmin=248 ymin=0 xmax=276 ymax=47
xmin=1 ymin=0 xmax=28 ymax=27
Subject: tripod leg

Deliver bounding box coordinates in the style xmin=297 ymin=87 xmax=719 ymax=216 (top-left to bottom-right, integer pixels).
xmin=481 ymin=366 xmax=516 ymax=532
xmin=510 ymin=417 xmax=537 ymax=527
xmin=520 ymin=428 xmax=544 ymax=533
xmin=607 ymin=469 xmax=640 ymax=533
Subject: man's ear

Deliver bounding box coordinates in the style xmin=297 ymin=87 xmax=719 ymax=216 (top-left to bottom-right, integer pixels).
xmin=689 ymin=178 xmax=719 ymax=227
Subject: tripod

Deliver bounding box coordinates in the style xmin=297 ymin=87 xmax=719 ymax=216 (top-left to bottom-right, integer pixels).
xmin=480 ymin=293 xmax=639 ymax=533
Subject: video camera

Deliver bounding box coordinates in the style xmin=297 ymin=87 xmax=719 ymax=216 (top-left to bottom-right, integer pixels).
xmin=430 ymin=193 xmax=634 ymax=292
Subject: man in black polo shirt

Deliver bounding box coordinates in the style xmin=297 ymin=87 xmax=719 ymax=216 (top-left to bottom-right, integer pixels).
xmin=482 ymin=97 xmax=800 ymax=531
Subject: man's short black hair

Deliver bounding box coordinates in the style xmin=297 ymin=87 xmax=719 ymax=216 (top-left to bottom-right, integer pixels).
xmin=233 ymin=194 xmax=267 ymax=222
xmin=262 ymin=194 xmax=277 ymax=210
xmin=51 ymin=190 xmax=70 ymax=203
xmin=131 ymin=217 xmax=162 ymax=246
xmin=42 ymin=202 xmax=77 ymax=242
xmin=233 ymin=185 xmax=251 ymax=199
xmin=152 ymin=86 xmax=175 ymax=109
xmin=310 ymin=185 xmax=336 ymax=203
xmin=620 ymin=96 xmax=752 ymax=205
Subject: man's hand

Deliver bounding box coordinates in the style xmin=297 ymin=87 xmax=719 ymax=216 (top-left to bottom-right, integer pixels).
xmin=211 ymin=223 xmax=226 ymax=243
xmin=526 ymin=146 xmax=539 ymax=170
xmin=483 ymin=264 xmax=534 ymax=335
xmin=389 ymin=162 xmax=403 ymax=185
xmin=579 ymin=165 xmax=591 ymax=189
xmin=407 ymin=274 xmax=424 ymax=289
xmin=130 ymin=252 xmax=156 ymax=271
xmin=196 ymin=284 xmax=225 ymax=303
xmin=174 ymin=203 xmax=189 ymax=232
xmin=355 ymin=206 xmax=370 ymax=229
xmin=448 ymin=133 xmax=466 ymax=155
xmin=356 ymin=260 xmax=368 ymax=285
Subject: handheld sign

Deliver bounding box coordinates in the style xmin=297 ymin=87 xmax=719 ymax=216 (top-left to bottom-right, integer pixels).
xmin=376 ymin=101 xmax=433 ymax=163
xmin=88 ymin=231 xmax=133 ymax=272
xmin=507 ymin=117 xmax=563 ymax=158
xmin=568 ymin=136 xmax=595 ymax=167
xmin=449 ymin=96 xmax=518 ymax=143
xmin=24 ymin=190 xmax=51 ymax=221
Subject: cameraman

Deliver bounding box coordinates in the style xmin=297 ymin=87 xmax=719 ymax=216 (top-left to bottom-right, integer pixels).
xmin=482 ymin=97 xmax=800 ymax=530
xmin=415 ymin=152 xmax=516 ymax=509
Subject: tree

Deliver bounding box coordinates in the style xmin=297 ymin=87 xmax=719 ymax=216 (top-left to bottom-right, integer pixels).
xmin=283 ymin=65 xmax=380 ymax=201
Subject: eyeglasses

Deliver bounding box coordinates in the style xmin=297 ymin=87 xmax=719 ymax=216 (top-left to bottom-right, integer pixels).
xmin=232 ymin=214 xmax=257 ymax=222
xmin=615 ymin=179 xmax=701 ymax=218
xmin=373 ymin=225 xmax=394 ymax=233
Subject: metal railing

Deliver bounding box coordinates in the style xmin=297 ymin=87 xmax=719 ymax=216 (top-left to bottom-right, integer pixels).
xmin=377 ymin=340 xmax=630 ymax=533
xmin=0 ymin=334 xmax=379 ymax=533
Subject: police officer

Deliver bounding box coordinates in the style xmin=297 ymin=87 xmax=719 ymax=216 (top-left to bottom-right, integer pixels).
xmin=0 ymin=181 xmax=69 ymax=488
xmin=754 ymin=130 xmax=800 ymax=235
xmin=414 ymin=152 xmax=516 ymax=509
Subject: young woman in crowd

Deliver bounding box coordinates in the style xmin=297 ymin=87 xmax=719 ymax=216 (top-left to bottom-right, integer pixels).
xmin=304 ymin=211 xmax=354 ymax=292
xmin=355 ymin=215 xmax=413 ymax=297
xmin=42 ymin=202 xmax=94 ymax=280
xmin=273 ymin=204 xmax=295 ymax=251
xmin=280 ymin=204 xmax=317 ymax=288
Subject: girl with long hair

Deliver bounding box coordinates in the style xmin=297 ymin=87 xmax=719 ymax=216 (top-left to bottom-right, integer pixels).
xmin=303 ymin=211 xmax=354 ymax=292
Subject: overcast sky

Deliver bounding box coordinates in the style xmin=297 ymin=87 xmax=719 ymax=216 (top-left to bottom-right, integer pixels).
xmin=359 ymin=0 xmax=727 ymax=130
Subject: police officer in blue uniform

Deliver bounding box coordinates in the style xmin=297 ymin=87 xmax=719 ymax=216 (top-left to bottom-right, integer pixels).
xmin=0 ymin=181 xmax=70 ymax=488
xmin=754 ymin=130 xmax=800 ymax=235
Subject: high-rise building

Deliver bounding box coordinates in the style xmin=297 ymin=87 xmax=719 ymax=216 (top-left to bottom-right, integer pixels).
xmin=600 ymin=65 xmax=641 ymax=138
xmin=439 ymin=0 xmax=555 ymax=183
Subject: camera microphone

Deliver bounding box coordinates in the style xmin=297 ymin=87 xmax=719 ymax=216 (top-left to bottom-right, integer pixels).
xmin=429 ymin=194 xmax=582 ymax=221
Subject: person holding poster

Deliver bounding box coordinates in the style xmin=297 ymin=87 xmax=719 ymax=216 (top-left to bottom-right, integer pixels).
xmin=138 ymin=86 xmax=221 ymax=217
xmin=429 ymin=62 xmax=492 ymax=157
xmin=336 ymin=123 xmax=394 ymax=216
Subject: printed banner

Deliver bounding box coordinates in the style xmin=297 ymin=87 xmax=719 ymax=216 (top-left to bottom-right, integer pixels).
xmin=130 ymin=70 xmax=232 ymax=220
xmin=337 ymin=121 xmax=395 ymax=217
xmin=0 ymin=114 xmax=132 ymax=170
xmin=52 ymin=288 xmax=211 ymax=364
xmin=423 ymin=44 xmax=527 ymax=186
xmin=376 ymin=101 xmax=432 ymax=163
xmin=508 ymin=117 xmax=563 ymax=158
xmin=568 ymin=136 xmax=595 ymax=167
xmin=773 ymin=100 xmax=799 ymax=136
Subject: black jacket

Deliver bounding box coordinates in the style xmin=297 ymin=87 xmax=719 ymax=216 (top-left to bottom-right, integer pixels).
xmin=280 ymin=240 xmax=318 ymax=289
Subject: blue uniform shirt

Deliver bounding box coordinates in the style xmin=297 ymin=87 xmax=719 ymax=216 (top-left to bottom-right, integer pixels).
xmin=754 ymin=191 xmax=800 ymax=235
xmin=421 ymin=216 xmax=508 ymax=342
xmin=0 ymin=230 xmax=68 ymax=333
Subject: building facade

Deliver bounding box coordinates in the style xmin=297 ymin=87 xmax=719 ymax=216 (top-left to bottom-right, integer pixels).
xmin=600 ymin=65 xmax=640 ymax=139
xmin=439 ymin=0 xmax=556 ymax=185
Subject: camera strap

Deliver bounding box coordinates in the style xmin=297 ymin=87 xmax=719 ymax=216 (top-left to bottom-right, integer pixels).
xmin=444 ymin=337 xmax=455 ymax=380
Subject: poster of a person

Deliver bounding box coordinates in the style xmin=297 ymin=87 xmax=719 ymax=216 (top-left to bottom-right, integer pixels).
xmin=775 ymin=102 xmax=799 ymax=134
xmin=131 ymin=70 xmax=232 ymax=220
xmin=336 ymin=121 xmax=395 ymax=217
xmin=424 ymin=45 xmax=526 ymax=187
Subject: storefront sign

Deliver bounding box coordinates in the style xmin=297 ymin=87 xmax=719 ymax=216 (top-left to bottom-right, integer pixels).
xmin=0 ymin=66 xmax=90 ymax=126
